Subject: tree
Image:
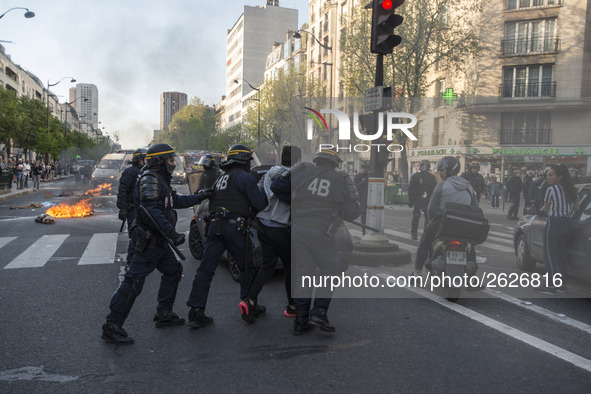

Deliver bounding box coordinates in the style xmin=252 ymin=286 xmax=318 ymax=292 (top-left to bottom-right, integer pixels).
xmin=0 ymin=87 xmax=21 ymax=158
xmin=340 ymin=0 xmax=487 ymax=180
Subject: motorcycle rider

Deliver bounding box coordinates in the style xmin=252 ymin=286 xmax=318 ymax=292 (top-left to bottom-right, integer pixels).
xmin=101 ymin=143 xmax=213 ymax=345
xmin=414 ymin=156 xmax=478 ymax=276
xmin=460 ymin=162 xmax=485 ymax=201
xmin=408 ymin=160 xmax=437 ymax=240
xmin=117 ymin=148 xmax=147 ymax=268
xmin=271 ymin=147 xmax=360 ymax=335
xmin=186 ymin=144 xmax=267 ymax=328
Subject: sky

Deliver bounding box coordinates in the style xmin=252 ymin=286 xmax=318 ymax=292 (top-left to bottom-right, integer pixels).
xmin=1 ymin=0 xmax=309 ymax=149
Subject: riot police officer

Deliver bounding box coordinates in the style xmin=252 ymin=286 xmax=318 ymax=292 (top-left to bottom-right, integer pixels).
xmin=271 ymin=147 xmax=360 ymax=335
xmin=117 ymin=148 xmax=146 ymax=268
xmin=197 ymin=154 xmax=220 ymax=191
xmin=408 ymin=160 xmax=437 ymax=240
xmin=102 ymin=143 xmax=212 ymax=345
xmin=461 ymin=162 xmax=485 ymax=201
xmin=186 ymin=144 xmax=267 ymax=328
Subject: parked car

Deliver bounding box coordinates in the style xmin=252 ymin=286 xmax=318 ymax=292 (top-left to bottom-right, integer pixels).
xmin=513 ymin=185 xmax=591 ymax=285
xmin=171 ymin=155 xmax=187 ymax=184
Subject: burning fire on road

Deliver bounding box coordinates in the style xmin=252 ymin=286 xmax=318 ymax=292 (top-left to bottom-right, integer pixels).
xmin=45 ymin=198 xmax=93 ymax=218
xmin=84 ymin=183 xmax=113 ymax=196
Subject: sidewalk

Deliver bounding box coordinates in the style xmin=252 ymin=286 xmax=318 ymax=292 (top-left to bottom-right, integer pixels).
xmin=0 ymin=175 xmax=74 ymax=203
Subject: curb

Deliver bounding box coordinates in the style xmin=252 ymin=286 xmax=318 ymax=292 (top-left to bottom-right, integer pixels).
xmin=352 ymin=247 xmax=412 ymax=267
xmin=0 ymin=189 xmax=35 ymax=202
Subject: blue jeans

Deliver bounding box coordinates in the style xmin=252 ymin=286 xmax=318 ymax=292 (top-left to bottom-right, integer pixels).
xmin=490 ymin=195 xmax=499 ymax=208
xmin=543 ymin=216 xmax=573 ymax=287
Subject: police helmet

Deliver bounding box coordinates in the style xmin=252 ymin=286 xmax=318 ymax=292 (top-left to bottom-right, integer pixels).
xmin=526 ymin=170 xmax=535 ymax=177
xmin=198 ymin=154 xmax=215 ymax=170
xmin=146 ymin=143 xmax=176 ymax=173
xmin=419 ymin=160 xmax=431 ymax=172
xmin=313 ymin=146 xmax=342 ymax=168
xmin=225 ymin=145 xmax=253 ymax=165
xmin=130 ymin=148 xmax=147 ymax=164
xmin=436 ymin=156 xmax=461 ymax=177
xmin=470 ymin=161 xmax=480 ymax=170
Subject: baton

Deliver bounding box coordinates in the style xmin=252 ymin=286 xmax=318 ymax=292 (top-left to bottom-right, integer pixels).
xmin=119 ymin=218 xmax=126 ymax=233
xmin=139 ymin=205 xmax=186 ymax=261
xmin=346 ymin=220 xmax=380 ymax=233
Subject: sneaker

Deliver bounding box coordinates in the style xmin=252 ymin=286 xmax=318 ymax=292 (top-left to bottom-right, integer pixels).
xmin=101 ymin=322 xmax=134 ymax=345
xmin=284 ymin=305 xmax=296 ymax=317
xmin=534 ymin=286 xmax=556 ymax=295
xmin=239 ymin=299 xmax=258 ymax=324
xmin=255 ymin=304 xmax=266 ymax=318
xmin=309 ymin=309 xmax=336 ymax=332
xmin=153 ymin=311 xmax=185 ymax=328
xmin=187 ymin=308 xmax=213 ymax=329
xmin=411 ymin=234 xmax=418 ymax=240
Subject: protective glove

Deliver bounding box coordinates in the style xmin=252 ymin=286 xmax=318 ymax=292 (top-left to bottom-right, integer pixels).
xmin=171 ymin=232 xmax=185 ymax=246
xmin=118 ymin=211 xmax=127 ymax=221
xmin=408 ymin=202 xmax=414 ymax=208
xmin=197 ymin=188 xmax=215 ymax=200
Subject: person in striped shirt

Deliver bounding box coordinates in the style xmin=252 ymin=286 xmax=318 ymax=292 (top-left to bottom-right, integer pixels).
xmin=535 ymin=164 xmax=580 ymax=295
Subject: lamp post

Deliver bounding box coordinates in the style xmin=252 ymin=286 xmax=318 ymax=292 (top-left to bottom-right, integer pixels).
xmin=46 ymin=77 xmax=76 ymax=133
xmin=0 ymin=7 xmax=35 ymax=20
xmin=233 ymin=78 xmax=261 ymax=149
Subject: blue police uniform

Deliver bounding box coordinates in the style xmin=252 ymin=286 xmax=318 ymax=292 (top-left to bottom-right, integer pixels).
xmin=117 ymin=163 xmax=142 ymax=264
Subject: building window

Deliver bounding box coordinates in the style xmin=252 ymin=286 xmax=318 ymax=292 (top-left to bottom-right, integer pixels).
xmin=500 ymin=112 xmax=552 ymax=144
xmin=505 ymin=0 xmax=559 ymax=10
xmin=501 ymin=65 xmax=554 ymax=98
xmin=435 ymin=79 xmax=446 ymax=107
xmin=432 ymin=117 xmax=444 ymax=146
xmin=503 ymin=19 xmax=557 ymax=55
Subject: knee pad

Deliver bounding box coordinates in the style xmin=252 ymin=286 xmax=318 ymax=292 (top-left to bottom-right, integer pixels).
xmin=131 ymin=277 xmax=145 ymax=296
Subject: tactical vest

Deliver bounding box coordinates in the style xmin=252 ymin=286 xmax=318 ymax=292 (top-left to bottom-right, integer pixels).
xmin=136 ymin=169 xmax=177 ymax=228
xmin=209 ymin=167 xmax=252 ymax=217
xmin=291 ymin=163 xmax=343 ymax=225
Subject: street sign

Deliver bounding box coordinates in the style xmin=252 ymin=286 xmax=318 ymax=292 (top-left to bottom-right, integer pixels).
xmin=364 ymin=86 xmax=384 ymax=112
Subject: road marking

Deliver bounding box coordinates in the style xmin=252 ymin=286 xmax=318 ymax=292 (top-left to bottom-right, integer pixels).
xmin=378 ymin=273 xmax=591 ymax=373
xmin=489 ymin=230 xmax=513 ymax=239
xmin=0 ymin=237 xmax=17 ymax=249
xmin=348 ymin=228 xmax=418 ymax=253
xmin=485 ymin=235 xmax=514 ymax=245
xmin=78 ymin=233 xmax=118 ymax=265
xmin=4 ymin=234 xmax=69 ymax=269
xmin=485 ymin=290 xmax=591 ymax=335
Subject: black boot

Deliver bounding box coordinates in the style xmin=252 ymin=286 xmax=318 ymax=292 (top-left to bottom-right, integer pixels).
xmin=293 ymin=310 xmax=314 ymax=336
xmin=309 ymin=308 xmax=336 ymax=332
xmin=101 ymin=322 xmax=134 ymax=344
xmin=154 ymin=311 xmax=185 ymax=328
xmin=187 ymin=308 xmax=213 ymax=329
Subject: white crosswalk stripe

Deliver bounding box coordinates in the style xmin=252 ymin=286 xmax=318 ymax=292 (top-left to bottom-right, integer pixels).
xmin=4 ymin=234 xmax=70 ymax=269
xmin=0 ymin=236 xmax=17 ymax=249
xmin=78 ymin=233 xmax=119 ymax=265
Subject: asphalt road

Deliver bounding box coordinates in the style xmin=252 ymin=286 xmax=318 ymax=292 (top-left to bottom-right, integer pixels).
xmin=1 ymin=177 xmax=590 ymax=393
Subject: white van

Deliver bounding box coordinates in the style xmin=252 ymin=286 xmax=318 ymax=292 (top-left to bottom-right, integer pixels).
xmin=91 ymin=152 xmax=132 ymax=188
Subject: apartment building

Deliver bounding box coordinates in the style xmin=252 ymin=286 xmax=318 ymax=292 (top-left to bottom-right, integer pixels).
xmin=160 ymin=91 xmax=188 ymax=131
xmin=408 ymin=0 xmax=591 ymax=179
xmin=222 ymin=0 xmax=298 ymax=130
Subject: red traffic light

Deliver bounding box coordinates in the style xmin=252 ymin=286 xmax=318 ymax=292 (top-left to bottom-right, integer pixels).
xmin=381 ymin=0 xmax=393 ymax=10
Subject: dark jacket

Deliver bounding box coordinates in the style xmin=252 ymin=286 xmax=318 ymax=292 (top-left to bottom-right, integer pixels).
xmin=408 ymin=171 xmax=437 ymax=208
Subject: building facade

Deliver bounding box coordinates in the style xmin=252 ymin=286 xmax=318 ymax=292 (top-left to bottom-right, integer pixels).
xmin=160 ymin=91 xmax=188 ymax=131
xmin=222 ymin=0 xmax=298 ymax=129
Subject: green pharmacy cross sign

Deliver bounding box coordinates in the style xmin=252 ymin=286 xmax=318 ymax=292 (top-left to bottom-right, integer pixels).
xmin=442 ymin=88 xmax=458 ymax=106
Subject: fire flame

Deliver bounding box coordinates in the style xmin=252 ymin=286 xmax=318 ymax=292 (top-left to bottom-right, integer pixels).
xmin=46 ymin=198 xmax=93 ymax=218
xmin=84 ymin=183 xmax=112 ymax=196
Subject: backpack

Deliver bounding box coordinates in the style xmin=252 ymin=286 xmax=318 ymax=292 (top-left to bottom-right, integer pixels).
xmin=433 ymin=202 xmax=489 ymax=244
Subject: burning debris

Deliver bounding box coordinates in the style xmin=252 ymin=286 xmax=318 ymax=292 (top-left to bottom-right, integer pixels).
xmin=10 ymin=203 xmax=45 ymax=209
xmin=45 ymin=198 xmax=93 ymax=218
xmin=84 ymin=183 xmax=113 ymax=196
xmin=35 ymin=213 xmax=55 ymax=224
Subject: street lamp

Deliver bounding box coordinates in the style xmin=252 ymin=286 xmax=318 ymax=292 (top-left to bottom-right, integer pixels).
xmin=46 ymin=77 xmax=76 ymax=133
xmin=233 ymin=78 xmax=261 ymax=149
xmin=0 ymin=7 xmax=35 ymax=20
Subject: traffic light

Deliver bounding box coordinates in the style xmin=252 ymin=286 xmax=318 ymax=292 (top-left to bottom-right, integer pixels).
xmin=371 ymin=0 xmax=404 ymax=55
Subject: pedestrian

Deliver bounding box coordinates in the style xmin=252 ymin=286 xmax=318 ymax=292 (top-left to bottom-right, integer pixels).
xmin=535 ymin=164 xmax=580 ymax=295
xmin=82 ymin=163 xmax=92 ymax=184
xmin=529 ymin=169 xmax=550 ymax=211
xmin=242 ymin=145 xmax=301 ymax=323
xmin=486 ymin=175 xmax=502 ymax=208
xmin=0 ymin=157 xmax=5 ymax=173
xmin=271 ymin=147 xmax=360 ymax=335
xmin=354 ymin=166 xmax=369 ymax=230
xmin=407 ymin=160 xmax=437 ymax=240
xmin=23 ymin=161 xmax=30 ymax=188
xmin=32 ymin=160 xmax=42 ymax=190
xmin=391 ymin=170 xmax=400 ymax=183
xmin=101 ymin=143 xmax=213 ymax=345
xmin=16 ymin=159 xmax=24 ymax=189
xmin=186 ymin=144 xmax=267 ymax=328
xmin=505 ymin=172 xmax=522 ymax=220
xmin=73 ymin=161 xmax=81 ymax=182
xmin=414 ymin=157 xmax=478 ymax=276
xmin=116 ymin=148 xmax=147 ymax=269
xmin=522 ymin=170 xmax=535 ymax=215
xmin=461 ymin=162 xmax=485 ymax=201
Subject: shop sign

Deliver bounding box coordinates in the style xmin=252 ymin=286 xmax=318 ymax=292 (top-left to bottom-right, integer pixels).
xmin=492 ymin=147 xmax=559 ymax=156
xmin=411 ymin=148 xmax=449 ymax=157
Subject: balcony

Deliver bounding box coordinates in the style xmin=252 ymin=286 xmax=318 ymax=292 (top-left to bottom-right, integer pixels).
xmin=499 ymin=81 xmax=556 ymax=98
xmin=500 ymin=129 xmax=552 ymax=144
xmin=501 ymin=37 xmax=559 ymax=56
